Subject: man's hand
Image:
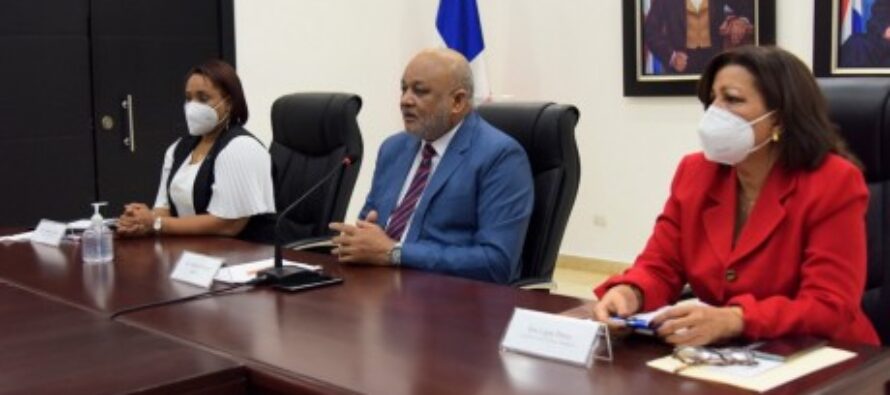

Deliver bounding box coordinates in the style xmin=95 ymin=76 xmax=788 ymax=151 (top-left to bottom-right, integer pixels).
xmin=329 ymin=210 xmax=396 ymax=265
xmin=884 ymin=26 xmax=890 ymax=41
xmin=651 ymin=305 xmax=744 ymax=347
xmin=670 ymin=51 xmax=689 ymax=72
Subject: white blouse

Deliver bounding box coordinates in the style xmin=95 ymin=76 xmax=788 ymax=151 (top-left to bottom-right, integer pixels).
xmin=153 ymin=136 xmax=276 ymax=219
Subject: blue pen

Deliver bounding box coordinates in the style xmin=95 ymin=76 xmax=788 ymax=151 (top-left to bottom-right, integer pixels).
xmin=610 ymin=315 xmax=657 ymax=335
xmin=624 ymin=317 xmax=651 ymax=330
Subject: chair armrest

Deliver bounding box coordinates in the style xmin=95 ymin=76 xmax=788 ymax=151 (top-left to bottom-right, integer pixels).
xmin=512 ymin=277 xmax=558 ymax=292
xmin=285 ymin=236 xmax=336 ymax=253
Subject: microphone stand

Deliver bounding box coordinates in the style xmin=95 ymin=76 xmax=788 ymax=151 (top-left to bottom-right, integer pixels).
xmin=258 ymin=155 xmax=355 ymax=284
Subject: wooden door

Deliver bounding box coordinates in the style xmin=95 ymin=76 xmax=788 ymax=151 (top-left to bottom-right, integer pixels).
xmin=0 ymin=0 xmax=234 ymax=226
xmin=90 ymin=0 xmax=235 ymax=212
xmin=0 ymin=0 xmax=96 ymax=225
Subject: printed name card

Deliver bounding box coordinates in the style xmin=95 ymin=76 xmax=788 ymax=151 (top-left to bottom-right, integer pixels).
xmin=170 ymin=251 xmax=225 ymax=289
xmin=31 ymin=219 xmax=67 ymax=247
xmin=501 ymin=308 xmax=604 ymax=367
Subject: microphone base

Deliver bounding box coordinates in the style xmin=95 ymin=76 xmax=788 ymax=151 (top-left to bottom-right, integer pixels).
xmin=256 ymin=265 xmax=308 ymax=284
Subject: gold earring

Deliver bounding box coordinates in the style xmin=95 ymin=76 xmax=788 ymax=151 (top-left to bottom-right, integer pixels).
xmin=771 ymin=128 xmax=781 ymax=142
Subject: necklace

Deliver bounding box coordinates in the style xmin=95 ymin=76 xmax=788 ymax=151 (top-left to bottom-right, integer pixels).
xmin=738 ymin=191 xmax=757 ymax=214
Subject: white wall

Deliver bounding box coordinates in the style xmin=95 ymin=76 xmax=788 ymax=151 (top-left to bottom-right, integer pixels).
xmin=235 ymin=0 xmax=815 ymax=265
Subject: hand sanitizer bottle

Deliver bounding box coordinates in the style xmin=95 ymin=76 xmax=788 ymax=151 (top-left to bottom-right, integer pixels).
xmin=82 ymin=202 xmax=113 ymax=263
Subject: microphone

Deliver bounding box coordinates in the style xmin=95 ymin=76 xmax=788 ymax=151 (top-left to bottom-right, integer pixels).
xmin=258 ymin=155 xmax=356 ymax=284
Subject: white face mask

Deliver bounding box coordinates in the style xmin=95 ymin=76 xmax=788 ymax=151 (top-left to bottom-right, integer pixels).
xmin=184 ymin=100 xmax=226 ymax=136
xmin=697 ymin=105 xmax=775 ymax=165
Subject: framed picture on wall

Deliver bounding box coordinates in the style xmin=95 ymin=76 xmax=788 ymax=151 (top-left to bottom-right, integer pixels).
xmin=622 ymin=0 xmax=776 ymax=96
xmin=814 ymin=0 xmax=890 ymax=77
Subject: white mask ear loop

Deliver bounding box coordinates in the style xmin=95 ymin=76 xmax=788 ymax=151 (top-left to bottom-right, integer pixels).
xmin=748 ymin=134 xmax=772 ymax=153
xmin=212 ymin=98 xmax=230 ymax=126
xmin=748 ymin=110 xmax=774 ymax=127
xmin=746 ymin=111 xmax=776 ymax=154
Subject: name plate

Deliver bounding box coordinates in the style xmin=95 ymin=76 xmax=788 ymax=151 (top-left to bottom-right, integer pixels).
xmin=31 ymin=219 xmax=67 ymax=247
xmin=170 ymin=251 xmax=224 ymax=289
xmin=501 ymin=308 xmax=603 ymax=366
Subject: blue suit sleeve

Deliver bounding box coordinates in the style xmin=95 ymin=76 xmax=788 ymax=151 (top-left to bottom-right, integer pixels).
xmin=360 ymin=143 xmax=388 ymax=220
xmin=399 ymin=145 xmax=534 ymax=284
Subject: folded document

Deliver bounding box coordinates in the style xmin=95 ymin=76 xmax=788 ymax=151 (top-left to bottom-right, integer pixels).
xmin=648 ymin=346 xmax=855 ymax=392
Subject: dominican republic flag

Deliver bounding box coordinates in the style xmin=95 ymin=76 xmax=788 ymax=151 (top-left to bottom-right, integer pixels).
xmin=840 ymin=0 xmax=875 ymax=44
xmin=436 ymin=0 xmax=491 ymax=100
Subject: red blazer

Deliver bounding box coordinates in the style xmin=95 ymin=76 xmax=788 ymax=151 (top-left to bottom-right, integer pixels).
xmin=596 ymin=153 xmax=879 ymax=345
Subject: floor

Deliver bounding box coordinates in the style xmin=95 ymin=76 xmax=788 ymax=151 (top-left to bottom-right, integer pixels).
xmin=550 ymin=266 xmax=610 ymax=300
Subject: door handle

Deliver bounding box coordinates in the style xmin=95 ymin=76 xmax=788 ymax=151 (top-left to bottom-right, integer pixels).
xmin=121 ymin=94 xmax=136 ymax=153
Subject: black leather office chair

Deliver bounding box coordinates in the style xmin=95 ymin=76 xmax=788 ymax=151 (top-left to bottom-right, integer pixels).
xmin=477 ymin=102 xmax=581 ymax=288
xmin=819 ymin=78 xmax=890 ymax=345
xmin=269 ymin=93 xmax=363 ymax=245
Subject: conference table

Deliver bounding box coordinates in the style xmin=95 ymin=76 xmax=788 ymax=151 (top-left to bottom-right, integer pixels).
xmin=0 ymin=282 xmax=244 ymax=395
xmin=0 ymin=232 xmax=888 ymax=394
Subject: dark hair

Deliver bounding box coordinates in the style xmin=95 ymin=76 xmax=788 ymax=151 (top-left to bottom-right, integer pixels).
xmin=697 ymin=45 xmax=859 ymax=170
xmin=186 ymin=59 xmax=249 ymax=126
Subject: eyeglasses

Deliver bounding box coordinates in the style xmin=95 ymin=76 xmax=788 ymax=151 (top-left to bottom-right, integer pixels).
xmin=671 ymin=346 xmax=758 ymax=373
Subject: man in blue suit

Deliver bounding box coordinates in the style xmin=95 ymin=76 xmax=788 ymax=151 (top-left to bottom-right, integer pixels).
xmin=330 ymin=48 xmax=534 ymax=284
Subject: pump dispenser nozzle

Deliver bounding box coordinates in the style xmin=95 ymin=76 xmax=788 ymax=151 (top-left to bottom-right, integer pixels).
xmin=90 ymin=202 xmax=108 ymax=227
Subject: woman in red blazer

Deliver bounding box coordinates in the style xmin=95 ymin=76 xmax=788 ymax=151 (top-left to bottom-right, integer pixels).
xmin=593 ymin=46 xmax=880 ymax=346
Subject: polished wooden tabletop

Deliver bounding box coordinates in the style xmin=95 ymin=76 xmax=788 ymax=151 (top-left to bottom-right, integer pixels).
xmin=0 ymin=233 xmax=270 ymax=313
xmin=0 ymin=281 xmax=245 ymax=395
xmin=0 ymin=233 xmax=888 ymax=394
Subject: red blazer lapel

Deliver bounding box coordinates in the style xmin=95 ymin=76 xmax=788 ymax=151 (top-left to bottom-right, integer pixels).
xmin=730 ymin=165 xmax=796 ymax=264
xmin=703 ymin=165 xmax=735 ymax=266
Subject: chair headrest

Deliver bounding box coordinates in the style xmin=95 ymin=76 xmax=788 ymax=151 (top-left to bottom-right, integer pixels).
xmin=818 ymin=78 xmax=890 ymax=181
xmin=476 ymin=102 xmax=580 ymax=174
xmin=271 ymin=93 xmax=362 ymax=156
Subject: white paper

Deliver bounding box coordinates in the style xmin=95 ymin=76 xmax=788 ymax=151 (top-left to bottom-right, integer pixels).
xmin=0 ymin=218 xmax=116 ymax=245
xmin=67 ymin=218 xmax=117 ymax=231
xmin=0 ymin=231 xmax=34 ymax=244
xmin=31 ymin=219 xmax=67 ymax=247
xmin=648 ymin=347 xmax=856 ymax=393
xmin=702 ymin=357 xmax=783 ymax=378
xmin=214 ymin=259 xmax=322 ymax=284
xmin=624 ymin=299 xmax=708 ymax=326
xmin=170 ymin=251 xmax=225 ymax=288
xmin=501 ymin=308 xmax=601 ymax=366
xmin=619 ymin=305 xmax=671 ymax=326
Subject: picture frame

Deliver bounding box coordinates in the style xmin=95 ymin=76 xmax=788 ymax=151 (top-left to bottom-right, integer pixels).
xmin=622 ymin=0 xmax=776 ymax=96
xmin=814 ymin=0 xmax=890 ymax=77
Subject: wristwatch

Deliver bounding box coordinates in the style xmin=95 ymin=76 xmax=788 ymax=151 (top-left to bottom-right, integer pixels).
xmin=152 ymin=216 xmax=163 ymax=235
xmin=388 ymin=242 xmax=402 ymax=266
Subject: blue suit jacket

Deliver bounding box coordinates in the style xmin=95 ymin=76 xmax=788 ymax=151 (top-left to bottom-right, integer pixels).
xmin=361 ymin=112 xmax=534 ymax=284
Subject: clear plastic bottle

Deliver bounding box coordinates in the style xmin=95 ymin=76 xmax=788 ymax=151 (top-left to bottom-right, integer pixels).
xmin=82 ymin=202 xmax=113 ymax=263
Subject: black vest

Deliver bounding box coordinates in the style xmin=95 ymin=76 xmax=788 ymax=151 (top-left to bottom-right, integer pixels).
xmin=166 ymin=126 xmax=276 ymax=242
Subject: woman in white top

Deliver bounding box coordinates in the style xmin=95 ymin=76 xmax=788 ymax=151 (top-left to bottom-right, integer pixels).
xmin=117 ymin=59 xmax=275 ymax=238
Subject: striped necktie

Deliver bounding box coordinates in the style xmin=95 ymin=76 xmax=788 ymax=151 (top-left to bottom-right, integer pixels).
xmin=385 ymin=143 xmax=437 ymax=240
